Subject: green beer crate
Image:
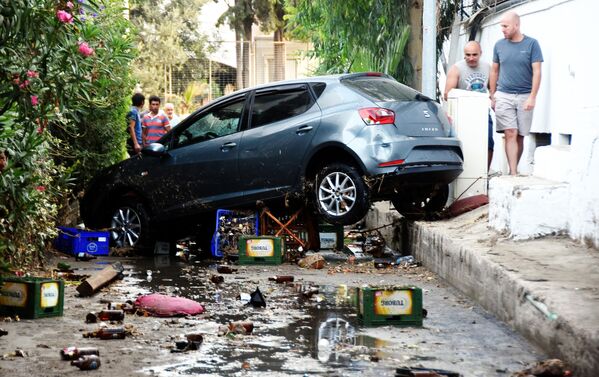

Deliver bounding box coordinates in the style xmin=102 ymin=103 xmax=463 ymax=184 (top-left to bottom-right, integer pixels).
xmin=238 ymin=236 xmax=284 ymax=265
xmin=357 ymin=285 xmax=423 ymax=327
xmin=0 ymin=277 xmax=64 ymax=319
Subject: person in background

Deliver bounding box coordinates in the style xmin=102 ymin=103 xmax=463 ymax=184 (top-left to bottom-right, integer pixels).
xmin=444 ymin=40 xmax=494 ymax=169
xmin=489 ymin=11 xmax=543 ymax=175
xmin=127 ymin=93 xmax=145 ymax=155
xmin=142 ymin=96 xmax=170 ymax=146
xmin=164 ymin=102 xmax=180 ymax=128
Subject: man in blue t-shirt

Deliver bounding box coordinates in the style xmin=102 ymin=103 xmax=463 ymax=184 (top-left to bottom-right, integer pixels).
xmin=489 ymin=11 xmax=543 ymax=175
xmin=126 ymin=93 xmax=145 ymax=156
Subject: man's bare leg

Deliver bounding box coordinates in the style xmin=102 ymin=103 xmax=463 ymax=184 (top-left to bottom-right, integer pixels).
xmin=504 ymin=129 xmax=519 ymax=175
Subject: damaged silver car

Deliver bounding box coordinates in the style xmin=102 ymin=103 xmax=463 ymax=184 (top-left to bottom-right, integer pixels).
xmin=81 ymin=73 xmax=463 ymax=248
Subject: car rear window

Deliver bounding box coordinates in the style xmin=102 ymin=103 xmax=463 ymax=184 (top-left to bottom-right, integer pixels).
xmin=342 ymin=77 xmax=418 ymax=102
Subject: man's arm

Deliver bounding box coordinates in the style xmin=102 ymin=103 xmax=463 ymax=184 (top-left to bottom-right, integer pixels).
xmin=128 ymin=119 xmax=141 ymax=154
xmin=524 ymin=61 xmax=542 ymax=111
xmin=141 ymin=120 xmax=147 ymax=146
xmin=489 ymin=62 xmax=500 ymax=109
xmin=444 ymin=65 xmax=460 ymax=101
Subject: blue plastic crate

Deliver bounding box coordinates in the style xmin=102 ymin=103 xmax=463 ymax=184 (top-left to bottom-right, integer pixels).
xmin=54 ymin=227 xmax=110 ymax=256
xmin=211 ymin=209 xmax=259 ymax=258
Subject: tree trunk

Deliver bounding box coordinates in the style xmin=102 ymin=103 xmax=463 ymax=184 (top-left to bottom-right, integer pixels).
xmin=235 ymin=30 xmax=243 ymax=91
xmin=274 ymin=27 xmax=285 ymax=81
xmin=242 ymin=19 xmax=252 ymax=88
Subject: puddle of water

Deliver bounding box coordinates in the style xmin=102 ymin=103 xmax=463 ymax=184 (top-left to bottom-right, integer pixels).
xmin=124 ymin=257 xmax=398 ymax=376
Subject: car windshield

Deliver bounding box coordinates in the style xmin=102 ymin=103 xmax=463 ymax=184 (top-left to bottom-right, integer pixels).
xmin=342 ymin=77 xmax=418 ymax=102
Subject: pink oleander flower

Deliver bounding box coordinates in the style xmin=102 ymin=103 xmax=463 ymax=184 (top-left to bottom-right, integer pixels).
xmin=30 ymin=95 xmax=39 ymax=106
xmin=27 ymin=70 xmax=39 ymax=78
xmin=66 ymin=1 xmax=74 ymax=9
xmin=19 ymin=80 xmax=30 ymax=89
xmin=36 ymin=185 xmax=46 ymax=192
xmin=56 ymin=10 xmax=73 ymax=23
xmin=77 ymin=42 xmax=94 ymax=57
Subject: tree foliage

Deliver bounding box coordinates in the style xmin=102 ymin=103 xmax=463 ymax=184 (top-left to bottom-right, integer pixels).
xmin=286 ymin=0 xmax=412 ymax=83
xmin=129 ymin=0 xmax=209 ymax=97
xmin=0 ymin=0 xmax=136 ymax=270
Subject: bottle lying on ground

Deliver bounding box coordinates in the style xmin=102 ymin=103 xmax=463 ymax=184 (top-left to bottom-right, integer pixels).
xmin=60 ymin=346 xmax=100 ymax=360
xmin=83 ymin=327 xmax=126 ymax=340
xmin=75 ymin=252 xmax=97 ymax=261
xmin=268 ymin=275 xmax=294 ymax=283
xmin=216 ymin=265 xmax=237 ymax=274
xmin=106 ymin=301 xmax=136 ymax=313
xmin=71 ymin=354 xmax=101 ymax=370
xmin=86 ymin=310 xmax=125 ymax=323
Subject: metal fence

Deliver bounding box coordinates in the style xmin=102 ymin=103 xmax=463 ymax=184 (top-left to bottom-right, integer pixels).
xmin=159 ymin=40 xmax=316 ymax=116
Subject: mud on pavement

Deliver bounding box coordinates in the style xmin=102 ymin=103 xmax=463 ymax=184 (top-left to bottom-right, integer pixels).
xmin=0 ymin=256 xmax=546 ymax=377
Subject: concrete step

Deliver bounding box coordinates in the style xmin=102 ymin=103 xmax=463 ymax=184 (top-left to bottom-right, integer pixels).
xmin=533 ymin=145 xmax=572 ymax=182
xmin=488 ymin=176 xmax=569 ymax=239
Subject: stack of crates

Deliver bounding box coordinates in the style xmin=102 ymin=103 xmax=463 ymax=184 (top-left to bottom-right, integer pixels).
xmin=357 ymin=285 xmax=423 ymax=327
xmin=211 ymin=209 xmax=259 ymax=258
xmin=238 ymin=236 xmax=284 ymax=265
xmin=54 ymin=226 xmax=110 ymax=256
xmin=0 ymin=277 xmax=64 ymax=319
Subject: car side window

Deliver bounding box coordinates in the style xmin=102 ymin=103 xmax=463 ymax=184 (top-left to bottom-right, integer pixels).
xmin=250 ymin=86 xmax=313 ymax=128
xmin=171 ymin=98 xmax=245 ymax=149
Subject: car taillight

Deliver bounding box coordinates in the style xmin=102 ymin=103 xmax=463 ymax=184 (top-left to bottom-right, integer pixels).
xmin=378 ymin=159 xmax=405 ymax=167
xmin=359 ymin=108 xmax=395 ymax=125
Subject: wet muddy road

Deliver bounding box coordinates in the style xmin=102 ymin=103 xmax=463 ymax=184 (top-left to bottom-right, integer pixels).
xmin=0 ymin=255 xmax=545 ymax=376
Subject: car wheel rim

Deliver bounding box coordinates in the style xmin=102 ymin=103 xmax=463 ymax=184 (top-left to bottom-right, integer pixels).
xmin=110 ymin=207 xmax=142 ymax=247
xmin=318 ymin=171 xmax=357 ymax=216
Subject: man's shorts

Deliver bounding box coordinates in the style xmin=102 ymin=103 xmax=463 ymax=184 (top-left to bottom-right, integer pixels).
xmin=494 ymin=91 xmax=534 ymax=136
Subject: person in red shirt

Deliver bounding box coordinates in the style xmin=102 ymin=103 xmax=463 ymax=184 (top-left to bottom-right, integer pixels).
xmin=142 ymin=96 xmax=170 ymax=146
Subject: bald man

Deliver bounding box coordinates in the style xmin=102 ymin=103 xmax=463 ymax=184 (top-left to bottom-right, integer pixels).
xmin=489 ymin=11 xmax=543 ymax=175
xmin=445 ymin=41 xmax=494 ymax=169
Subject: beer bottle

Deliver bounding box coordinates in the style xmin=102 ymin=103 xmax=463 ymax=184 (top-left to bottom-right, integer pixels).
xmin=217 ymin=265 xmax=237 ymax=274
xmin=268 ymin=275 xmax=294 ymax=283
xmin=83 ymin=327 xmax=126 ymax=339
xmin=61 ymin=346 xmax=100 ymax=360
xmin=71 ymin=354 xmax=101 ymax=370
xmin=97 ymin=310 xmax=125 ymax=321
xmin=75 ymin=252 xmax=97 ymax=261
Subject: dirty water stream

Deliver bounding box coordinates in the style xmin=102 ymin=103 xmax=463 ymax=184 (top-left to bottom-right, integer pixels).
xmin=109 ymin=256 xmax=546 ymax=377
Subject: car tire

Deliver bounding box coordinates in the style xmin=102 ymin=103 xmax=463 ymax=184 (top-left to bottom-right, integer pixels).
xmin=315 ymin=163 xmax=369 ymax=225
xmin=109 ymin=200 xmax=152 ymax=249
xmin=391 ymin=184 xmax=449 ymax=220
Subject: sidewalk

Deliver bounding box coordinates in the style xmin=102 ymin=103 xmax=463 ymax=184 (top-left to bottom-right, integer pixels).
xmin=407 ymin=205 xmax=599 ymax=377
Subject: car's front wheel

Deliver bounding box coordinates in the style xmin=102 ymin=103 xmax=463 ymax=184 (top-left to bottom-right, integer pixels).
xmin=315 ymin=163 xmax=369 ymax=225
xmin=110 ymin=200 xmax=151 ymax=249
xmin=391 ymin=184 xmax=449 ymax=220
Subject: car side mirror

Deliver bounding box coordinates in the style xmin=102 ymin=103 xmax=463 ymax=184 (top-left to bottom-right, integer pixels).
xmin=142 ymin=143 xmax=168 ymax=157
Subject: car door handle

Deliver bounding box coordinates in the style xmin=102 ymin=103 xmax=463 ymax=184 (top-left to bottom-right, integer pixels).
xmin=220 ymin=142 xmax=237 ymax=151
xmin=296 ymin=125 xmax=313 ymax=135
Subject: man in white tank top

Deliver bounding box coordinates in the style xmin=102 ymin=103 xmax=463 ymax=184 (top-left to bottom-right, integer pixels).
xmin=444 ymin=41 xmax=494 ymax=169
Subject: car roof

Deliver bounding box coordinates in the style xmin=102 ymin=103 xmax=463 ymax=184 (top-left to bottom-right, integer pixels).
xmin=210 ymin=72 xmax=395 ymax=103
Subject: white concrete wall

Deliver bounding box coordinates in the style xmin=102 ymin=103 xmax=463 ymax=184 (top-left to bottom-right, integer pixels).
xmin=446 ymin=0 xmax=599 ymax=247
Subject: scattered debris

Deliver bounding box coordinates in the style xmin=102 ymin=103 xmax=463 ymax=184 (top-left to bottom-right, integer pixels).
xmin=395 ymin=366 xmax=461 ymax=377
xmin=249 ymin=287 xmax=266 ymax=308
xmin=268 ymin=275 xmax=294 ymax=283
xmin=298 ymin=254 xmax=325 ymax=269
xmin=511 ymin=359 xmax=571 ymax=377
xmin=171 ymin=333 xmax=204 ymax=353
xmin=0 ymin=328 xmax=7 ymax=336
xmin=210 ymin=274 xmax=225 ymax=284
xmin=75 ymin=252 xmax=97 ymax=261
xmin=76 ymin=261 xmax=124 ymax=297
xmin=217 ymin=265 xmax=237 ymax=274
xmin=83 ymin=327 xmax=127 ymax=339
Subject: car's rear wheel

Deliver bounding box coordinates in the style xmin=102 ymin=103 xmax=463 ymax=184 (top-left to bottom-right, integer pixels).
xmin=110 ymin=200 xmax=151 ymax=249
xmin=315 ymin=163 xmax=369 ymax=225
xmin=391 ymin=184 xmax=449 ymax=220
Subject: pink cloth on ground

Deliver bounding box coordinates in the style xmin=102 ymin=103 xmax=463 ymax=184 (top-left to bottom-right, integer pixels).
xmin=134 ymin=293 xmax=204 ymax=317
